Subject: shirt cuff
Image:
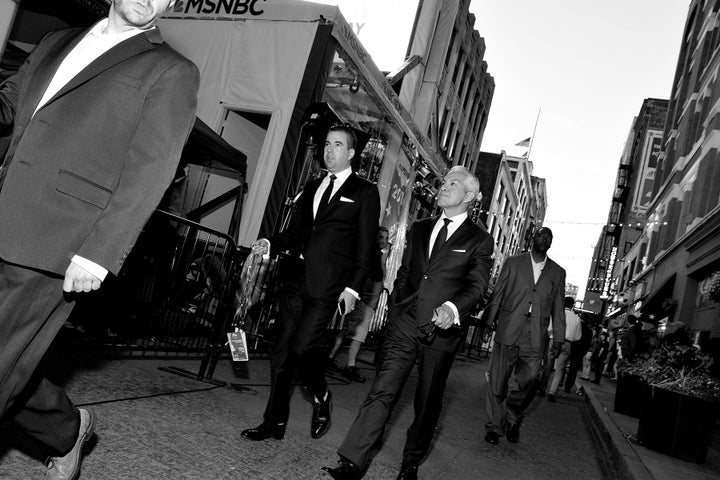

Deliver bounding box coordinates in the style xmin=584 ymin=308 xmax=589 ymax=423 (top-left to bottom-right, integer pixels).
xmin=443 ymin=301 xmax=460 ymax=325
xmin=71 ymin=255 xmax=108 ymax=281
xmin=344 ymin=287 xmax=360 ymax=300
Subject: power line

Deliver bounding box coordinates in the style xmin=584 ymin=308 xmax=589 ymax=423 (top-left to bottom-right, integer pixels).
xmin=544 ymin=220 xmax=669 ymax=227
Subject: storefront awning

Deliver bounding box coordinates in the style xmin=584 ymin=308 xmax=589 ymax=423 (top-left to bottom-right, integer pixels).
xmin=640 ymin=273 xmax=676 ymax=315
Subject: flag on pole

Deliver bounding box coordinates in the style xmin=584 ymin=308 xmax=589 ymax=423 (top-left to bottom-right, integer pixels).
xmin=515 ymin=137 xmax=531 ymax=147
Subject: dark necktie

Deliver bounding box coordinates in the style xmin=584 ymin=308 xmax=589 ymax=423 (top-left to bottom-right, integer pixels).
xmin=430 ymin=218 xmax=451 ymax=259
xmin=318 ymin=174 xmax=336 ymax=215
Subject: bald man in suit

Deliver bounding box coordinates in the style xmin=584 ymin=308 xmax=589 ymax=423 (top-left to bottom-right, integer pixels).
xmin=483 ymin=227 xmax=566 ymax=445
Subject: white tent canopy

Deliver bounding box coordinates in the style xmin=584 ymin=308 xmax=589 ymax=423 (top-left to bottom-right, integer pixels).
xmin=159 ymin=2 xmax=340 ymax=246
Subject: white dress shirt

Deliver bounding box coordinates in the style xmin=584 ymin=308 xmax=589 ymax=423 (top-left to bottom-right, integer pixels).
xmin=428 ymin=211 xmax=467 ymax=257
xmin=531 ymin=254 xmax=547 ymax=284
xmin=429 ymin=211 xmax=468 ymax=325
xmin=312 ymin=166 xmax=353 ymax=218
xmin=529 ymin=253 xmax=547 ymax=315
xmin=34 ymin=19 xmax=152 ymax=281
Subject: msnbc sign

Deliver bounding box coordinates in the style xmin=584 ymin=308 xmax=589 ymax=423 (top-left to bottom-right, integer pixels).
xmin=172 ymin=0 xmax=266 ymax=16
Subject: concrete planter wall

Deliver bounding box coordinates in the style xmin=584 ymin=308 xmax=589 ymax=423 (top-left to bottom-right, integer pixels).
xmin=636 ymin=385 xmax=718 ymax=463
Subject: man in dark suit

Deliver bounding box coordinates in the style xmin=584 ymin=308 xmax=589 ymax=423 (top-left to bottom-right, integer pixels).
xmin=322 ymin=166 xmax=494 ymax=480
xmin=483 ymin=227 xmax=566 ymax=445
xmin=241 ymin=124 xmax=380 ymax=442
xmin=0 ymin=1 xmax=198 ymax=478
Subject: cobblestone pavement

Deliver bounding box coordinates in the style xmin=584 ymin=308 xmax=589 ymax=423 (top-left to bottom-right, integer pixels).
xmin=0 ymin=344 xmax=605 ymax=480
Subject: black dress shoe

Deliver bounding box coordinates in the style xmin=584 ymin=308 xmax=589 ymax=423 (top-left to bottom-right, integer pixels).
xmin=311 ymin=390 xmax=332 ymax=439
xmin=325 ymin=358 xmax=338 ymax=372
xmin=484 ymin=431 xmax=499 ymax=445
xmin=321 ymin=458 xmax=363 ymax=480
xmin=240 ymin=422 xmax=286 ymax=441
xmin=396 ymin=462 xmax=418 ymax=480
xmin=343 ymin=366 xmax=366 ymax=383
xmin=506 ymin=423 xmax=520 ymax=443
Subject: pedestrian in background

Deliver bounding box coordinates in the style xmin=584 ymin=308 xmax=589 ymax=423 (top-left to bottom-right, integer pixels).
xmin=591 ymin=330 xmax=609 ymax=384
xmin=565 ymin=313 xmax=593 ymax=393
xmin=482 ymin=227 xmax=566 ymax=445
xmin=602 ymin=329 xmax=619 ymax=379
xmin=0 ymin=1 xmax=199 ymax=478
xmin=580 ymin=325 xmax=598 ymax=381
xmin=619 ymin=314 xmax=643 ymax=363
xmin=546 ymin=296 xmax=582 ymax=402
xmin=327 ymin=226 xmax=389 ymax=383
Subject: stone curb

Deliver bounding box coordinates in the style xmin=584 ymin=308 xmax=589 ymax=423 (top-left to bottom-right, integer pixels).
xmin=582 ymin=385 xmax=654 ymax=480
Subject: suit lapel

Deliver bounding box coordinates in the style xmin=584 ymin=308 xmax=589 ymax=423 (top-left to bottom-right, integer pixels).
xmin=303 ymin=177 xmax=322 ymax=221
xmin=536 ymin=258 xmax=555 ymax=285
xmin=419 ymin=217 xmax=437 ymax=270
xmin=522 ymin=253 xmax=537 ymax=287
xmin=37 ymin=29 xmax=162 ymax=115
xmin=17 ymin=28 xmax=85 ymax=130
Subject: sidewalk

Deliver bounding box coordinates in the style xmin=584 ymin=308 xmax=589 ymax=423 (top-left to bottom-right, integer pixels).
xmin=0 ymin=341 xmax=603 ymax=480
xmin=580 ymin=375 xmax=720 ymax=480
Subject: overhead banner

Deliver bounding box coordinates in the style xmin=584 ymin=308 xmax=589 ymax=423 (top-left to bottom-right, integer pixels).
xmin=382 ymin=149 xmax=414 ymax=289
xmin=165 ymin=0 xmax=339 ymax=21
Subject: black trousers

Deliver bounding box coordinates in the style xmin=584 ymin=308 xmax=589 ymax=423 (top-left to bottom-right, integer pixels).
xmin=0 ymin=260 xmax=79 ymax=456
xmin=263 ymin=258 xmax=336 ymax=425
xmin=338 ymin=310 xmax=455 ymax=469
xmin=564 ymin=345 xmax=585 ymax=392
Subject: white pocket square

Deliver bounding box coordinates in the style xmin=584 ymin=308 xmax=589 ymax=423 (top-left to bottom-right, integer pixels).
xmin=339 ymin=196 xmax=355 ymax=203
xmin=451 ymin=249 xmax=467 ymax=253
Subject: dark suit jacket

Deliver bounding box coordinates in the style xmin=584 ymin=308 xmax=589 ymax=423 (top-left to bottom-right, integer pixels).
xmin=272 ymin=172 xmax=380 ymax=301
xmin=391 ymin=216 xmax=494 ymax=352
xmin=483 ymin=252 xmax=566 ymax=353
xmin=0 ymin=27 xmax=199 ymax=276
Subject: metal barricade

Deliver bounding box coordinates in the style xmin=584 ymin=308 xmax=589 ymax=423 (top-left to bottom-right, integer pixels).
xmin=66 ymin=210 xmax=243 ymax=376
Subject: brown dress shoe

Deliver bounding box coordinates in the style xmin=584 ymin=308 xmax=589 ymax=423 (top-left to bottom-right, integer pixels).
xmin=45 ymin=408 xmax=95 ymax=480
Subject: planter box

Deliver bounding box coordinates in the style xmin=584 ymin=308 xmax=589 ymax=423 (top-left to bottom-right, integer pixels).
xmin=613 ymin=372 xmax=646 ymax=418
xmin=637 ymin=385 xmax=718 ymax=463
